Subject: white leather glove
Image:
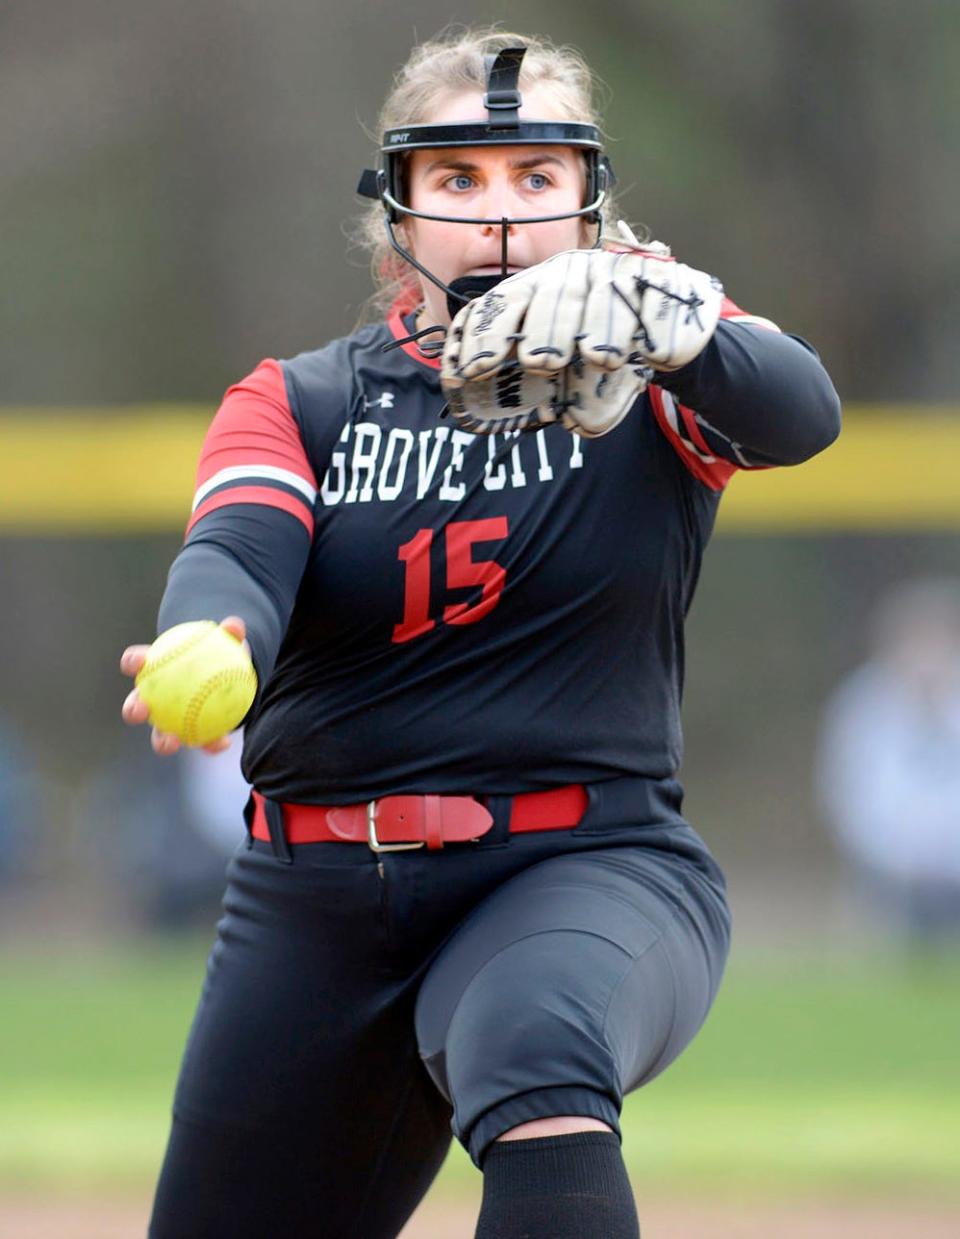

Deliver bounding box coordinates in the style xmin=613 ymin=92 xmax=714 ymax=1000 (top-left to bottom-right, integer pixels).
xmin=442 ymin=354 xmax=650 ymax=439
xmin=441 ymin=239 xmax=723 ymax=438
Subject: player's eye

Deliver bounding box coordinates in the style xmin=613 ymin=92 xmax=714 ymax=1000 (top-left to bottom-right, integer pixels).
xmin=524 ymin=171 xmax=552 ymax=191
xmin=446 ymin=173 xmax=475 ymax=192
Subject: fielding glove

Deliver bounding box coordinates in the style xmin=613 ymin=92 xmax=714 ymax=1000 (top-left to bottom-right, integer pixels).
xmin=441 ymin=238 xmax=723 ymax=438
xmin=443 ymin=354 xmax=652 ymax=439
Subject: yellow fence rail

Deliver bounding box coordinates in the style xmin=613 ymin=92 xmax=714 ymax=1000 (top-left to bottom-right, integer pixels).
xmin=1 ymin=405 xmax=958 ymax=534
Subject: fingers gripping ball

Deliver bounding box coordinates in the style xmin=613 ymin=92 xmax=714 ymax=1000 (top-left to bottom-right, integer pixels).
xmin=135 ymin=621 xmax=257 ymax=747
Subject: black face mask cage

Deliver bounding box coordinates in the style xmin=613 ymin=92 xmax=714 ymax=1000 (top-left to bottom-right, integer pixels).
xmin=357 ymin=46 xmax=616 ymax=312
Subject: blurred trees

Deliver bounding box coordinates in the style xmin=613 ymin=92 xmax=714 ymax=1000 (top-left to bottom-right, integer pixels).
xmin=2 ymin=0 xmax=957 ymax=404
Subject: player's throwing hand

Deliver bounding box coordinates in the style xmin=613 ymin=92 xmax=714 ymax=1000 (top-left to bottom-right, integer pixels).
xmin=120 ymin=615 xmax=250 ymax=756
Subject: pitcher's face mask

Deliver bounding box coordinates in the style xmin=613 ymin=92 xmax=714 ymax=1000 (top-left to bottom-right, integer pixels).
xmin=357 ymin=46 xmax=615 ymax=322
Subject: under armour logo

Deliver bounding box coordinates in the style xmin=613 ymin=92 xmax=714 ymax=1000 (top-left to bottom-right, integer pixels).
xmin=364 ymin=391 xmax=395 ymax=410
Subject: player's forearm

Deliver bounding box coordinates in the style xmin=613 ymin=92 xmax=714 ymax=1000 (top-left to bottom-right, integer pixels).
xmin=655 ymin=321 xmax=841 ymax=466
xmin=157 ymin=540 xmax=291 ymax=689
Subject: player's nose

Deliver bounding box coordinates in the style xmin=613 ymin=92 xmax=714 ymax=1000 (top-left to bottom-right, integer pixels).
xmin=475 ymin=176 xmax=521 ymax=231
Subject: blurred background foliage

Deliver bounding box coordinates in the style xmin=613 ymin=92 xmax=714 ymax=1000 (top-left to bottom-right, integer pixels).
xmin=3 ymin=0 xmax=958 ymax=404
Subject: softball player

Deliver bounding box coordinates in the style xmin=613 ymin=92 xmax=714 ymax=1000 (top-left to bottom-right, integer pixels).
xmin=121 ymin=29 xmax=841 ymax=1238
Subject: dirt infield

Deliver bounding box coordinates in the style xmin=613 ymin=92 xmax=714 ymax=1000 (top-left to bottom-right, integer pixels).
xmin=4 ymin=1192 xmax=960 ymax=1238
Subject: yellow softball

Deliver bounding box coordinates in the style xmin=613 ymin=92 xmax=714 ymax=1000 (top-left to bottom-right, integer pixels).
xmin=135 ymin=620 xmax=258 ymax=747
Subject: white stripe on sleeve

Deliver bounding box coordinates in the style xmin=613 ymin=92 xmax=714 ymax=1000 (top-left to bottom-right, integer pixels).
xmin=724 ymin=313 xmax=782 ymax=333
xmin=192 ymin=464 xmax=318 ymax=512
xmin=659 ymin=390 xmax=717 ymax=464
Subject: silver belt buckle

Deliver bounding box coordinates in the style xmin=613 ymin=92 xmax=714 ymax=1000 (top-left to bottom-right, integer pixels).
xmin=367 ymin=798 xmax=425 ymax=853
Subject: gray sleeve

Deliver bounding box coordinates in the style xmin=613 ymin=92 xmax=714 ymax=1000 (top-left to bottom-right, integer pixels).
xmin=157 ymin=509 xmax=311 ymax=694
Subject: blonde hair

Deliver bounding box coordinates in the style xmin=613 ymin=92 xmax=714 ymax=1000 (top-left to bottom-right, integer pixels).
xmin=353 ymin=26 xmax=623 ymax=317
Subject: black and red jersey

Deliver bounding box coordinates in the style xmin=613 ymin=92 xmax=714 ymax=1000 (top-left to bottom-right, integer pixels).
xmin=158 ymin=303 xmax=839 ymax=805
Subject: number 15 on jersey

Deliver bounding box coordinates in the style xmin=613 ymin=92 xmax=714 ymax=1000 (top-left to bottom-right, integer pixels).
xmin=392 ymin=517 xmax=509 ymax=644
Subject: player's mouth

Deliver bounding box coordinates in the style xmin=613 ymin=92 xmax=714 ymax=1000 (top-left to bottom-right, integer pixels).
xmin=463 ymin=265 xmax=524 ymax=276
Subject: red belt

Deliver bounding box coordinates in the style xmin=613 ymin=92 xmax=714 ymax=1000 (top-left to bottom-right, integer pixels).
xmin=250 ymin=785 xmax=588 ymax=852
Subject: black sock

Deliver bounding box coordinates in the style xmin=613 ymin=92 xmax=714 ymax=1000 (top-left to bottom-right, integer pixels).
xmin=475 ymin=1132 xmax=640 ymax=1239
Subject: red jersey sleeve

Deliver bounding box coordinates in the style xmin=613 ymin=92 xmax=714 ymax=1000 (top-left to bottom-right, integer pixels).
xmin=186 ymin=360 xmax=318 ymax=538
xmin=649 ymin=297 xmax=781 ymax=491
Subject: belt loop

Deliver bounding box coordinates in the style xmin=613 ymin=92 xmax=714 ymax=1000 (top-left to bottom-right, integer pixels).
xmin=242 ymin=793 xmax=255 ymax=850
xmin=423 ymin=795 xmax=444 ymax=851
xmin=481 ymin=794 xmax=513 ymax=845
xmin=263 ymin=797 xmax=293 ymax=865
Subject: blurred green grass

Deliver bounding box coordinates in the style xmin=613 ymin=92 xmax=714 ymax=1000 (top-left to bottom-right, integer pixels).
xmin=2 ymin=943 xmax=958 ymax=1197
